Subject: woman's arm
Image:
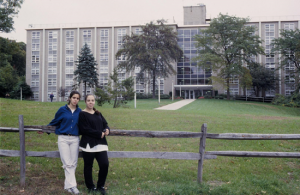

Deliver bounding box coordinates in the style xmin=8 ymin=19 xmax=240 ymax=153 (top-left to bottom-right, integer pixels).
xmin=101 ymin=113 xmax=110 ymax=131
xmin=48 ymin=107 xmax=64 ymax=126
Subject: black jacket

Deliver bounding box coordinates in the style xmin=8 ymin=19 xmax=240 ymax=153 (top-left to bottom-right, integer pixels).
xmin=78 ymin=111 xmax=110 ymax=148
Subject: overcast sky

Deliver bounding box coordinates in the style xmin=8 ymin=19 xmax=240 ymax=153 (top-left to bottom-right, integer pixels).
xmin=1 ymin=0 xmax=299 ymax=43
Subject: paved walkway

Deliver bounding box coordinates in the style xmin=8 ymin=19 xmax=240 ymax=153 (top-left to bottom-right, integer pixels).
xmin=154 ymin=99 xmax=196 ymax=110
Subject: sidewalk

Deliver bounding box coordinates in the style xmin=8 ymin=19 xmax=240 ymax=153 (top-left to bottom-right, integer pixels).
xmin=154 ymin=99 xmax=195 ymax=110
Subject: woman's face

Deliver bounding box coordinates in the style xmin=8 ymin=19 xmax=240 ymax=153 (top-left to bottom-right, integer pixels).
xmin=70 ymin=94 xmax=80 ymax=106
xmin=85 ymin=95 xmax=95 ymax=109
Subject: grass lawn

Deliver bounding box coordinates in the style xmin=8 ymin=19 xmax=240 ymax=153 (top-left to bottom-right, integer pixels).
xmin=0 ymin=98 xmax=300 ymax=195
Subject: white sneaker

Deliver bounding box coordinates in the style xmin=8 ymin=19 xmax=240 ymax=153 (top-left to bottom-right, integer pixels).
xmin=66 ymin=187 xmax=80 ymax=194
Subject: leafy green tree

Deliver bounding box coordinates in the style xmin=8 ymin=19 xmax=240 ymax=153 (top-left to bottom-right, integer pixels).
xmin=0 ymin=0 xmax=24 ymax=33
xmin=249 ymin=63 xmax=279 ymax=97
xmin=95 ymin=68 xmax=134 ymax=108
xmin=74 ymin=43 xmax=99 ymax=98
xmin=194 ymin=14 xmax=265 ymax=99
xmin=0 ymin=37 xmax=26 ymax=76
xmin=115 ymin=19 xmax=183 ymax=98
xmin=11 ymin=42 xmax=26 ymax=76
xmin=94 ymin=87 xmax=111 ymax=106
xmin=0 ymin=64 xmax=18 ymax=97
xmin=240 ymin=67 xmax=253 ymax=95
xmin=10 ymin=76 xmax=33 ymax=99
xmin=271 ymin=29 xmax=300 ymax=93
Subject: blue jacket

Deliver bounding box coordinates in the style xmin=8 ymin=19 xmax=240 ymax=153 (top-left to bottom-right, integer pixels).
xmin=48 ymin=104 xmax=82 ymax=135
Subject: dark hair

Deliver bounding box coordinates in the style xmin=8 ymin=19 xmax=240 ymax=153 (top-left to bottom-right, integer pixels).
xmin=68 ymin=91 xmax=81 ymax=105
xmin=85 ymin=94 xmax=100 ymax=115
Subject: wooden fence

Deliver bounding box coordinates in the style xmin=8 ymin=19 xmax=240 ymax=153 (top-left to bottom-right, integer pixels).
xmin=1 ymin=115 xmax=300 ymax=188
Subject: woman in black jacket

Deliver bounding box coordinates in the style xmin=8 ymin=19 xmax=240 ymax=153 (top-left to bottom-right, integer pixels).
xmin=79 ymin=94 xmax=110 ymax=194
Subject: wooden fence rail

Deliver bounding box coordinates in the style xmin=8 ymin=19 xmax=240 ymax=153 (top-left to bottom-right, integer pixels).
xmin=1 ymin=115 xmax=300 ymax=188
xmin=3 ymin=127 xmax=300 ymax=140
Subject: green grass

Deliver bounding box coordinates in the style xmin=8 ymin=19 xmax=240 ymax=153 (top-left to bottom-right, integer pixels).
xmin=0 ymin=98 xmax=300 ymax=195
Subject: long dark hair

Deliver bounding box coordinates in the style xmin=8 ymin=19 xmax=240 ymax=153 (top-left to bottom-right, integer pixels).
xmin=85 ymin=94 xmax=100 ymax=115
xmin=67 ymin=91 xmax=81 ymax=105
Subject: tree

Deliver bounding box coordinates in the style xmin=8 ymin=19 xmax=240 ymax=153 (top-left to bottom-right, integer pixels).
xmin=0 ymin=0 xmax=24 ymax=33
xmin=0 ymin=37 xmax=26 ymax=76
xmin=74 ymin=43 xmax=99 ymax=98
xmin=249 ymin=63 xmax=279 ymax=97
xmin=271 ymin=29 xmax=300 ymax=93
xmin=0 ymin=63 xmax=18 ymax=97
xmin=10 ymin=76 xmax=33 ymax=99
xmin=95 ymin=68 xmax=134 ymax=108
xmin=115 ymin=19 xmax=183 ymax=98
xmin=194 ymin=14 xmax=265 ymax=99
xmin=58 ymin=86 xmax=66 ymax=100
xmin=239 ymin=67 xmax=253 ymax=95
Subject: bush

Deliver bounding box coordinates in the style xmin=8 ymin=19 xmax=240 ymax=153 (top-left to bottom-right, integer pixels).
xmin=136 ymin=93 xmax=170 ymax=99
xmin=136 ymin=93 xmax=152 ymax=99
xmin=160 ymin=94 xmax=170 ymax=99
xmin=214 ymin=94 xmax=227 ymax=99
xmin=272 ymin=93 xmax=300 ymax=107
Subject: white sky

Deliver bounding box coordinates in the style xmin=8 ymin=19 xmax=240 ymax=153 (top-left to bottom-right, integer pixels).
xmin=1 ymin=0 xmax=299 ymax=43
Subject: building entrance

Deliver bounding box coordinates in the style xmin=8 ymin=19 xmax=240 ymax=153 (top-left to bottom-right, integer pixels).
xmin=184 ymin=90 xmax=194 ymax=99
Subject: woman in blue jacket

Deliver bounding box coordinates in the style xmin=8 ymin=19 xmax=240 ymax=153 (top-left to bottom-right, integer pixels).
xmin=48 ymin=91 xmax=81 ymax=194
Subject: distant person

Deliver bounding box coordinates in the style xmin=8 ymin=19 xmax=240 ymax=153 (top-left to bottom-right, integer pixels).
xmin=47 ymin=91 xmax=81 ymax=194
xmin=50 ymin=93 xmax=54 ymax=102
xmin=79 ymin=94 xmax=110 ymax=195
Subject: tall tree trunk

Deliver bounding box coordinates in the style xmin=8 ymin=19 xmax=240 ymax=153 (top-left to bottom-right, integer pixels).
xmin=152 ymin=69 xmax=156 ymax=99
xmin=113 ymin=96 xmax=118 ymax=108
xmin=262 ymin=88 xmax=265 ymax=98
xmin=295 ymin=71 xmax=300 ymax=94
xmin=226 ymin=78 xmax=230 ymax=100
xmin=256 ymin=87 xmax=260 ymax=97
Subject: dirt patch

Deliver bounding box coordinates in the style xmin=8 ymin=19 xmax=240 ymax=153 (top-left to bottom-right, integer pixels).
xmin=243 ymin=103 xmax=278 ymax=109
xmin=0 ymin=159 xmax=69 ymax=195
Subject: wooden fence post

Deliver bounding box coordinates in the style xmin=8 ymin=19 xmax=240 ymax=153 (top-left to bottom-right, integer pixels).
xmin=197 ymin=123 xmax=207 ymax=183
xmin=19 ymin=115 xmax=25 ymax=188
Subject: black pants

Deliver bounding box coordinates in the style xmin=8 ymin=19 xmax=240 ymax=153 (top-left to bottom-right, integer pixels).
xmin=82 ymin=151 xmax=109 ymax=189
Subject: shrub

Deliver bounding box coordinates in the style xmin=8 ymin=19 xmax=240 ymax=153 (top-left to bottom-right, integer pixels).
xmin=136 ymin=93 xmax=152 ymax=99
xmin=272 ymin=93 xmax=300 ymax=107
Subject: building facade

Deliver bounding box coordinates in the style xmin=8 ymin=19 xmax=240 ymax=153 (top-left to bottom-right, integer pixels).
xmin=26 ymin=5 xmax=300 ymax=102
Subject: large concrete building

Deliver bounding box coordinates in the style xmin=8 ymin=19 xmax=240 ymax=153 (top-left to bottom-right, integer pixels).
xmin=26 ymin=5 xmax=300 ymax=102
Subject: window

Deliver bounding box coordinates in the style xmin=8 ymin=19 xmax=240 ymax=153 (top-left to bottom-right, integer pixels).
xmin=117 ymin=28 xmax=126 ymax=50
xmin=284 ymin=23 xmax=295 ymax=30
xmin=265 ymin=24 xmax=275 ymax=68
xmin=83 ymin=30 xmax=92 ymax=48
xmin=224 ymin=88 xmax=239 ymax=95
xmin=66 ymin=30 xmax=75 ymax=88
xmin=135 ymin=28 xmax=142 ymax=35
xmin=48 ymin=74 xmax=57 ymax=86
xmin=99 ymin=29 xmax=109 ymax=87
xmin=65 ymin=74 xmax=74 ymax=87
xmin=31 ymin=75 xmax=39 ymax=87
xmin=31 ymin=31 xmax=40 ymax=96
xmin=31 ymin=63 xmax=39 ymax=75
xmin=32 ymin=51 xmax=40 ymax=62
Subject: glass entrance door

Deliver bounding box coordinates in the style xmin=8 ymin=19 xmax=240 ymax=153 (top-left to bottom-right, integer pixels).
xmin=190 ymin=90 xmax=194 ymax=99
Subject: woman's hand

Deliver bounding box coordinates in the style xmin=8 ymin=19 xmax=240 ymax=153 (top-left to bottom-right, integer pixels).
xmin=101 ymin=129 xmax=109 ymax=138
